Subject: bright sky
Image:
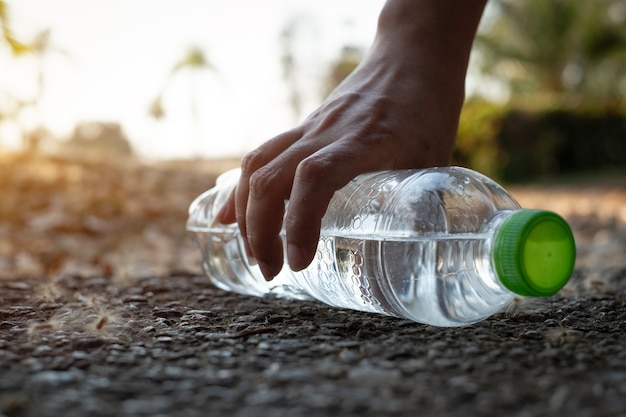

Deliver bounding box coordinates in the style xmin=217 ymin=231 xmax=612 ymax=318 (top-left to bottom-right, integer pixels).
xmin=1 ymin=0 xmax=386 ymax=159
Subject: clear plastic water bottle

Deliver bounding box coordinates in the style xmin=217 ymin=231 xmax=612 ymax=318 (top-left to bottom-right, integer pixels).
xmin=187 ymin=167 xmax=576 ymax=327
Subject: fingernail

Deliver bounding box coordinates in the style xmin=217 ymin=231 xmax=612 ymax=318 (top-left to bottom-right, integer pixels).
xmin=240 ymin=238 xmax=257 ymax=265
xmin=258 ymin=261 xmax=278 ymax=281
xmin=246 ymin=254 xmax=258 ymax=266
xmin=243 ymin=239 xmax=254 ymax=259
xmin=288 ymin=243 xmax=304 ymax=271
xmin=215 ymin=205 xmax=227 ymax=223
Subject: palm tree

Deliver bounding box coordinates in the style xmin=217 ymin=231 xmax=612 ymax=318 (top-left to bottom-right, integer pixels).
xmin=475 ymin=0 xmax=626 ymax=107
xmin=171 ymin=45 xmax=215 ymax=124
xmin=150 ymin=44 xmax=217 ymax=157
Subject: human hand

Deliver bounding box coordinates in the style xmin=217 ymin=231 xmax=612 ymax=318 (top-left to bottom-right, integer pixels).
xmin=218 ymin=0 xmax=487 ymax=280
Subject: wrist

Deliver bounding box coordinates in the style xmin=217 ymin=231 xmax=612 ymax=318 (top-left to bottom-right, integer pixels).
xmin=375 ymin=0 xmax=486 ymax=75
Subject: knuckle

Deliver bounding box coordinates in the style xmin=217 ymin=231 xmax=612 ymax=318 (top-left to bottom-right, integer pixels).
xmin=293 ymin=155 xmax=345 ymax=205
xmin=296 ymin=155 xmax=335 ymax=183
xmin=248 ymin=167 xmax=280 ymax=197
xmin=240 ymin=148 xmax=268 ymax=177
xmin=313 ymin=92 xmax=361 ymax=130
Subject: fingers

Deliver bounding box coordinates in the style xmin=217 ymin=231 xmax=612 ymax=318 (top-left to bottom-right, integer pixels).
xmin=229 ymin=103 xmax=399 ymax=279
xmin=245 ymin=165 xmax=294 ymax=279
xmin=285 ymin=140 xmax=394 ymax=271
xmin=216 ymin=190 xmax=236 ymax=224
xmin=234 ymin=129 xmax=304 ymax=278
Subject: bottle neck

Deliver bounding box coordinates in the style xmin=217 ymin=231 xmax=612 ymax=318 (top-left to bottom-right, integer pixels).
xmin=482 ymin=210 xmax=518 ymax=235
xmin=479 ymin=210 xmax=521 ymax=295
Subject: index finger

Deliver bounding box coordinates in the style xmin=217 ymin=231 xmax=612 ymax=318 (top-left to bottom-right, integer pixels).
xmin=235 ymin=129 xmax=303 ymax=275
xmin=285 ymin=139 xmax=394 ymax=271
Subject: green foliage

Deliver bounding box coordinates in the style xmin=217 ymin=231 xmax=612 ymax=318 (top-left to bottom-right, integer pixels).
xmin=476 ymin=0 xmax=626 ymax=107
xmin=453 ymin=99 xmax=508 ymax=179
xmin=321 ymin=46 xmax=363 ymax=99
xmin=497 ymin=108 xmax=626 ymax=182
xmin=455 ymin=100 xmax=626 ymax=182
xmin=466 ymin=0 xmax=626 ymax=181
xmin=171 ymin=45 xmax=215 ymax=75
xmin=150 ymin=44 xmax=216 ymax=121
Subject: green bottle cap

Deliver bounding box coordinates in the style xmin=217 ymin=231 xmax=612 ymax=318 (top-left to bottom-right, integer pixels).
xmin=493 ymin=210 xmax=576 ymax=297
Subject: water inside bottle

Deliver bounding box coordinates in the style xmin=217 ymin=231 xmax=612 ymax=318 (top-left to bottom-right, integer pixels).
xmin=195 ymin=227 xmax=514 ymax=326
xmin=302 ymin=234 xmax=511 ymax=325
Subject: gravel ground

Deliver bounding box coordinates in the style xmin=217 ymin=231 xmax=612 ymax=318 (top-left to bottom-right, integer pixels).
xmin=2 ymin=267 xmax=626 ymax=417
xmin=1 ymin=155 xmax=625 ymax=417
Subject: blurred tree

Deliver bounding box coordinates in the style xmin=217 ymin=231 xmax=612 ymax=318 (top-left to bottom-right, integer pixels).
xmin=280 ymin=18 xmax=304 ymax=123
xmin=0 ymin=0 xmax=28 ymax=55
xmin=21 ymin=29 xmax=70 ymax=151
xmin=476 ymin=0 xmax=626 ymax=108
xmin=321 ymin=45 xmax=363 ymax=100
xmin=170 ymin=45 xmax=215 ymax=121
xmin=148 ymin=94 xmax=165 ymax=120
xmin=149 ymin=45 xmax=217 ymax=156
xmin=279 ymin=15 xmax=323 ymax=123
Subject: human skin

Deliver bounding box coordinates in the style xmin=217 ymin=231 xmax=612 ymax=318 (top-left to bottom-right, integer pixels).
xmin=218 ymin=0 xmax=488 ymax=280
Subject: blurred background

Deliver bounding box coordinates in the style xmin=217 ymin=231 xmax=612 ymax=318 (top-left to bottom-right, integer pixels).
xmin=1 ymin=0 xmax=385 ymax=160
xmin=1 ymin=0 xmax=625 ymax=279
xmin=1 ymin=0 xmax=625 ymax=180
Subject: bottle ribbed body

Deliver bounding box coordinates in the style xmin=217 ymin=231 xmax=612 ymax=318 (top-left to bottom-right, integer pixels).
xmin=187 ymin=167 xmax=524 ymax=326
